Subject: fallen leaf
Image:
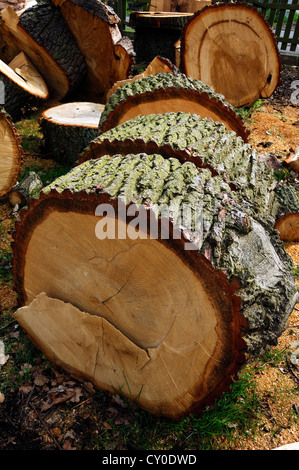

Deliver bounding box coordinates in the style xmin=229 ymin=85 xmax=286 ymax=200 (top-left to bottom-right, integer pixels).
xmin=63 ymin=439 xmax=76 ymax=450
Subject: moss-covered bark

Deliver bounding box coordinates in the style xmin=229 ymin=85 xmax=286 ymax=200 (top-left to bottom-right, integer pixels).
xmin=84 ymin=112 xmax=299 ymax=226
xmin=99 ymin=72 xmax=248 ymax=139
xmin=44 ymin=153 xmax=299 ymax=356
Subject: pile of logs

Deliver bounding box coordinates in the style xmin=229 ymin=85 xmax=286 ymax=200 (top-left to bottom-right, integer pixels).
xmin=0 ymin=0 xmax=298 ymax=420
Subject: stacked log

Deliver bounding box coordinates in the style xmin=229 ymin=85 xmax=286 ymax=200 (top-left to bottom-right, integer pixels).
xmin=99 ymin=72 xmax=249 ymax=141
xmin=0 ymin=52 xmax=49 ymax=120
xmin=49 ymin=0 xmax=135 ymax=103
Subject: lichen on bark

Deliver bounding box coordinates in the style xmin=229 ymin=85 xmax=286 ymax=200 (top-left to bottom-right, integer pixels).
xmin=44 ymin=153 xmax=299 ymax=356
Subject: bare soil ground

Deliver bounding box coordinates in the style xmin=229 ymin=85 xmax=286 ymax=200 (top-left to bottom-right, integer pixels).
xmin=0 ymin=65 xmax=298 ymax=451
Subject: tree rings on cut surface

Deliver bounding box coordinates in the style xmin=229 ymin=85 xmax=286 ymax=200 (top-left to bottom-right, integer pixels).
xmin=180 ymin=3 xmax=281 ymax=107
xmin=41 ymin=102 xmax=104 ymax=164
xmin=0 ymin=108 xmax=22 ymax=197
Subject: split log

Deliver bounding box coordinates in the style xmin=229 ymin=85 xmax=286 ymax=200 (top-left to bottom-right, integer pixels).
xmin=99 ymin=72 xmax=249 ymax=141
xmin=0 ymin=52 xmax=48 ymax=120
xmin=8 ymin=170 xmax=43 ymax=207
xmin=13 ymin=153 xmax=299 ymax=419
xmin=40 ymin=102 xmax=104 ymax=164
xmin=0 ymin=107 xmax=22 ymax=197
xmin=107 ymin=56 xmax=179 ymax=100
xmin=1 ymin=1 xmax=87 ymax=99
xmin=180 ymin=3 xmax=281 ymax=107
xmin=49 ymin=0 xmax=135 ymax=103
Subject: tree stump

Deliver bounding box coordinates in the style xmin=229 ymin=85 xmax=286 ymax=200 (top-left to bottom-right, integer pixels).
xmin=0 ymin=107 xmax=22 ymax=197
xmin=1 ymin=1 xmax=87 ymax=99
xmin=130 ymin=11 xmax=192 ymax=64
xmin=49 ymin=0 xmax=135 ymax=103
xmin=13 ymin=152 xmax=299 ymax=419
xmin=41 ymin=102 xmax=104 ymax=164
xmin=0 ymin=52 xmax=49 ymax=120
xmin=99 ymin=72 xmax=249 ymax=141
xmin=180 ymin=3 xmax=281 ymax=107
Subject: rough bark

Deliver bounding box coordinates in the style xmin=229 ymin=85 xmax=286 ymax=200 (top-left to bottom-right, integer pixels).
xmin=0 ymin=52 xmax=49 ymax=120
xmin=130 ymin=11 xmax=192 ymax=64
xmin=13 ymin=153 xmax=299 ymax=419
xmin=99 ymin=72 xmax=249 ymax=141
xmin=180 ymin=3 xmax=281 ymax=107
xmin=82 ymin=111 xmax=296 ymax=227
xmin=8 ymin=170 xmax=43 ymax=207
xmin=40 ymin=102 xmax=103 ymax=164
xmin=49 ymin=0 xmax=135 ymax=103
xmin=0 ymin=107 xmax=22 ymax=197
xmin=106 ymin=56 xmax=179 ymax=100
xmin=1 ymin=1 xmax=87 ymax=99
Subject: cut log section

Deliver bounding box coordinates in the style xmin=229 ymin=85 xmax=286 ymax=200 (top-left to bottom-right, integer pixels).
xmin=285 ymin=147 xmax=299 ymax=173
xmin=12 ymin=153 xmax=299 ymax=419
xmin=8 ymin=170 xmax=43 ymax=207
xmin=275 ymin=213 xmax=299 ymax=242
xmin=0 ymin=107 xmax=22 ymax=198
xmin=41 ymin=102 xmax=104 ymax=164
xmin=1 ymin=2 xmax=87 ymax=99
xmin=180 ymin=3 xmax=281 ymax=107
xmin=0 ymin=52 xmax=48 ymax=120
xmin=99 ymin=72 xmax=249 ymax=141
xmin=49 ymin=0 xmax=135 ymax=103
xmin=107 ymin=56 xmax=179 ymax=100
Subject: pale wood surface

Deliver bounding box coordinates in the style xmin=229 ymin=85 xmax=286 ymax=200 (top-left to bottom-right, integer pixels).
xmin=275 ymin=213 xmax=299 ymax=242
xmin=149 ymin=0 xmax=211 ymax=12
xmin=180 ymin=3 xmax=281 ymax=107
xmin=0 ymin=110 xmax=22 ymax=197
xmin=42 ymin=102 xmax=104 ymax=128
xmin=6 ymin=52 xmax=48 ymax=98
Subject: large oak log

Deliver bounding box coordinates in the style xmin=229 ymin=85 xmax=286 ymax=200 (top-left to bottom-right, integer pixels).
xmin=40 ymin=102 xmax=104 ymax=164
xmin=0 ymin=52 xmax=49 ymax=120
xmin=49 ymin=0 xmax=135 ymax=103
xmin=0 ymin=107 xmax=22 ymax=197
xmin=180 ymin=3 xmax=281 ymax=107
xmin=83 ymin=112 xmax=299 ymax=238
xmin=1 ymin=1 xmax=87 ymax=99
xmin=13 ymin=153 xmax=299 ymax=419
xmin=99 ymin=72 xmax=249 ymax=141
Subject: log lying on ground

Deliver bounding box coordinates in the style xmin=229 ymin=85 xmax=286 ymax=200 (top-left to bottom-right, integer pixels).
xmin=0 ymin=107 xmax=22 ymax=197
xmin=13 ymin=153 xmax=299 ymax=419
xmin=0 ymin=52 xmax=48 ymax=120
xmin=180 ymin=3 xmax=281 ymax=107
xmin=8 ymin=170 xmax=43 ymax=207
xmin=274 ymin=213 xmax=299 ymax=242
xmin=1 ymin=1 xmax=87 ymax=99
xmin=41 ymin=102 xmax=104 ymax=164
xmin=99 ymin=72 xmax=249 ymax=141
xmin=82 ymin=112 xmax=299 ymax=228
xmin=107 ymin=56 xmax=179 ymax=100
xmin=49 ymin=0 xmax=135 ymax=103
